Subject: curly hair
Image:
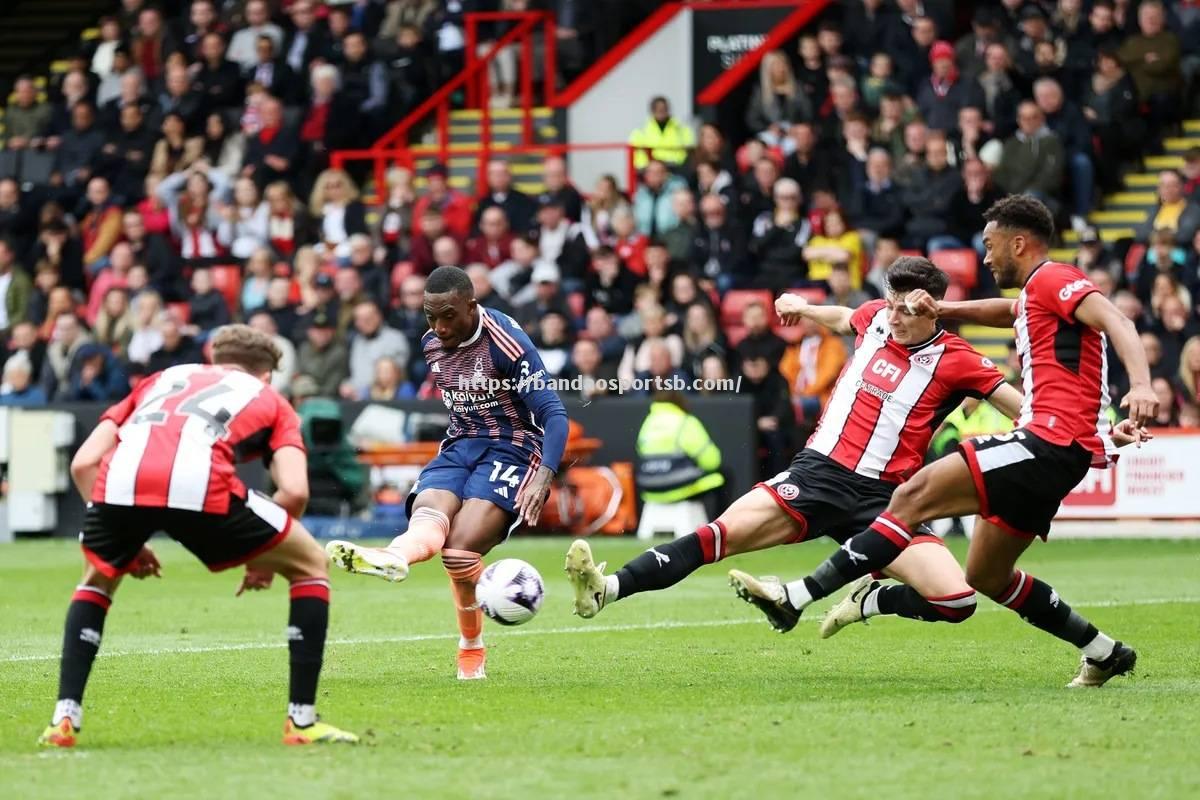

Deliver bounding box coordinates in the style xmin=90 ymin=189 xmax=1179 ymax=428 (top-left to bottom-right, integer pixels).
xmin=982 ymin=194 xmax=1055 ymax=243
xmin=210 ymin=323 xmax=281 ymax=376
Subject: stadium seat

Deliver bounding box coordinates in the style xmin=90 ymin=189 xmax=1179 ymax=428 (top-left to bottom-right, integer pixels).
xmin=943 ymin=284 xmax=968 ymax=303
xmin=209 ymin=265 xmax=242 ymax=314
xmin=790 ymin=286 xmax=827 ymax=304
xmin=720 ymin=290 xmax=773 ymax=328
xmin=929 ymin=249 xmax=978 ymax=290
xmin=1124 ymin=243 xmax=1146 ymax=279
xmin=900 ymin=249 xmax=924 ymax=258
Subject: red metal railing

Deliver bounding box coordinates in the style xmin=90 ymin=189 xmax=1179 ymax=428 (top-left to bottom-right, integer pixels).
xmin=331 ymin=141 xmax=643 ymax=201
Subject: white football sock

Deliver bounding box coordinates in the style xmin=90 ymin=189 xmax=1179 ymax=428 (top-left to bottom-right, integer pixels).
xmin=1081 ymin=632 xmax=1116 ymax=662
xmin=604 ymin=574 xmax=620 ymax=603
xmin=861 ymin=587 xmax=882 ymax=619
xmin=288 ymin=703 xmax=316 ymax=727
xmin=784 ymin=579 xmax=813 ymax=611
xmin=53 ymin=699 xmax=82 ymax=729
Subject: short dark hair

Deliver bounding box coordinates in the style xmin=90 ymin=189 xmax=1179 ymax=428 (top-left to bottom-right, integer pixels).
xmin=885 ymin=256 xmax=951 ymax=300
xmin=425 ymin=265 xmax=473 ymax=297
xmin=983 ymin=194 xmax=1055 ymax=243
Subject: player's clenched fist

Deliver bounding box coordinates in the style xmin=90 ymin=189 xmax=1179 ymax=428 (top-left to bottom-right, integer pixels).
xmin=775 ymin=293 xmax=809 ymax=325
xmin=904 ymin=289 xmax=940 ymax=318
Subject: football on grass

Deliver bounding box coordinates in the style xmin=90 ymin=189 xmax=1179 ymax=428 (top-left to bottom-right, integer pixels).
xmin=476 ymin=559 xmax=544 ymax=626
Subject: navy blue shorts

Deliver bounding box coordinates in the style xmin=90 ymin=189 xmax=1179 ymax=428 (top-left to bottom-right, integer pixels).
xmin=406 ymin=438 xmax=540 ymax=526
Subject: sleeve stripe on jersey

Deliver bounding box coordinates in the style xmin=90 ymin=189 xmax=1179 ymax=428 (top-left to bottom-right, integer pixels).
xmin=483 ymin=314 xmax=523 ymax=361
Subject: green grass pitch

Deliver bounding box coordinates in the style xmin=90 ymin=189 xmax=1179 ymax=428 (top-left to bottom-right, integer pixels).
xmin=2 ymin=536 xmax=1199 ymax=799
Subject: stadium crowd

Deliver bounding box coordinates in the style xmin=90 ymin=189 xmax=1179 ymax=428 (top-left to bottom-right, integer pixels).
xmin=0 ymin=0 xmax=1198 ymax=452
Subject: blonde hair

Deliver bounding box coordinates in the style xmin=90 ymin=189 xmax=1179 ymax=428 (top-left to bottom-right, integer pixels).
xmin=308 ymin=168 xmax=359 ymax=217
xmin=210 ymin=323 xmax=282 ymax=375
xmin=760 ymin=50 xmax=796 ymax=99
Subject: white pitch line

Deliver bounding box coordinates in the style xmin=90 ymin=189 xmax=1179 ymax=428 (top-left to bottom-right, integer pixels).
xmin=3 ymin=596 xmax=1196 ymax=664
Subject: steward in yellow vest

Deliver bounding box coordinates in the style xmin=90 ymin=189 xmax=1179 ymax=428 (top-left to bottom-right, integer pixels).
xmin=635 ymin=393 xmax=725 ymax=504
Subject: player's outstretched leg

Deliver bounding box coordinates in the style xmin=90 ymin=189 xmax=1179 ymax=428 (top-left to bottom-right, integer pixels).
xmin=751 ymin=455 xmax=979 ymax=623
xmin=819 ymin=538 xmax=977 ymax=638
xmin=252 ymin=523 xmax=358 ymax=744
xmin=566 ymin=488 xmax=800 ymax=619
xmin=39 ymin=572 xmax=120 ymax=747
xmin=326 ymin=503 xmax=453 ymax=583
xmin=965 ymin=520 xmax=1136 ymax=688
xmin=443 ymin=547 xmax=487 ymax=679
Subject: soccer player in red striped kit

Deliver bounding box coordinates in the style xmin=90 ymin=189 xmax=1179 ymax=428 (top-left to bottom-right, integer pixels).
xmin=735 ymin=196 xmax=1158 ymax=687
xmin=38 ymin=325 xmax=357 ymax=747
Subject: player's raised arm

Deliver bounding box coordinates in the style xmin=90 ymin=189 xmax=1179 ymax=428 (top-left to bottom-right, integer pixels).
xmin=907 ymin=289 xmax=1017 ymax=328
xmin=1073 ymin=292 xmax=1158 ymax=426
xmin=774 ymin=292 xmax=854 ymax=334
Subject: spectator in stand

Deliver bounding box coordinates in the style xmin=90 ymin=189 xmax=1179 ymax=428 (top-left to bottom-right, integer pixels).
xmin=40 ymin=312 xmax=90 ymax=398
xmin=539 ymin=156 xmax=584 ymax=222
xmin=818 ymin=77 xmax=863 ymax=145
xmin=0 ymin=351 xmax=48 ymax=407
xmin=466 ymin=263 xmax=514 ymax=317
xmin=917 ymin=41 xmax=971 ymax=132
xmin=412 ymin=163 xmax=472 ymax=241
xmin=891 ymin=119 xmax=929 ymax=187
xmin=1077 ymin=230 xmax=1123 ymax=283
xmin=533 ymin=312 xmax=574 ymax=377
xmin=247 ymin=310 xmax=296 ymax=394
xmin=48 ymin=68 xmax=92 ymax=140
xmin=680 ymin=303 xmax=726 ymax=380
xmin=228 ymin=0 xmax=284 ymax=71
xmin=563 ymin=338 xmax=614 ymax=398
xmin=93 ymin=287 xmax=133 ymax=357
xmin=618 ymin=303 xmax=684 ymax=385
xmin=633 ymin=160 xmax=686 ymax=239
xmin=258 ymin=274 xmax=297 ymax=342
xmin=475 ymin=159 xmax=536 ymax=236
xmin=131 ymin=6 xmax=176 ymax=87
xmin=779 ymin=314 xmax=847 ymax=421
xmin=1149 ymin=375 xmax=1180 ymax=427
xmin=245 ymin=34 xmax=298 ymax=107
xmin=1135 ymin=171 xmax=1200 ymax=246
xmin=859 ymin=52 xmax=903 ymax=114
xmin=692 ymin=194 xmax=747 ymax=292
xmin=180 ymin=1 xmax=225 ymax=63
xmin=803 ymin=208 xmax=865 ymax=289
xmin=692 ymin=122 xmax=737 ymax=176
xmin=55 ymin=102 xmax=106 ymax=199
xmin=1182 ymin=148 xmax=1200 ymax=200
xmin=343 ymin=300 xmax=409 ymax=399
xmin=431 ymin=235 xmax=463 ymax=273
xmin=581 ymin=174 xmax=631 ymax=249
xmin=216 ymin=176 xmax=267 ymax=259
xmin=79 ymin=177 xmax=124 ymax=274
xmin=186 ymin=266 xmax=232 ymax=333
xmin=993 ymin=102 xmax=1065 ymax=214
xmin=157 ymin=162 xmax=230 ymax=265
xmin=194 ymin=32 xmax=244 ymax=118
xmin=584 ymin=246 xmax=637 ymax=317
xmin=158 ymin=67 xmax=204 ymax=136
xmin=794 ymin=34 xmax=827 ymax=113
xmin=938 ymin=157 xmax=1002 ymax=261
xmin=300 ymin=64 xmax=359 ymax=187
xmin=409 ymin=206 xmax=451 ymax=275
xmin=296 ymin=311 xmax=349 ymax=398
xmin=338 ymin=32 xmax=389 ymax=138
xmin=895 ymin=14 xmax=940 ymax=94
xmin=121 ymin=210 xmax=176 ymax=298
xmin=346 ymin=234 xmax=390 ymax=308
xmin=465 ymin=207 xmax=514 ymax=270
xmin=737 ymin=156 xmax=778 ymax=235
xmin=740 ymin=352 xmax=794 ymax=478
xmin=735 ymin=300 xmax=786 ymax=365
xmin=146 ymin=308 xmax=204 ymax=373
xmin=900 ymin=130 xmax=962 ymax=250
xmin=150 ymin=112 xmax=203 ymax=178
xmin=1118 ymin=0 xmax=1181 ymax=141
xmin=781 ymin=121 xmax=830 ymax=201
xmin=746 ymin=51 xmax=813 ymax=147
xmin=693 ymin=159 xmax=738 ymax=217
xmin=375 ymin=167 xmax=414 ymax=264
xmin=1082 ymin=47 xmax=1142 ymax=194
xmin=490 ymin=234 xmax=539 ymax=301
xmin=629 ymin=96 xmax=694 ymax=171
xmin=309 ymin=168 xmax=368 ymax=258
xmin=608 ymin=207 xmax=647 ymax=277
xmin=61 ymin=342 xmax=128 ymax=402
xmin=284 ymin=0 xmax=332 ymax=75
xmin=30 ymin=217 xmax=84 ymax=294
xmin=262 ymin=180 xmax=308 ymax=259
xmin=367 ymin=356 xmax=416 ymax=401
xmin=380 ymin=23 xmax=433 ymax=121
xmin=514 ymin=262 xmax=573 ymax=333
xmin=0 ymin=239 xmax=32 ymax=338
xmin=99 ymin=71 xmax=153 ymax=137
xmin=1034 ymin=77 xmax=1095 ymax=233
xmin=949 ymin=104 xmax=990 ymax=164
xmin=242 ymin=95 xmax=299 ymax=189
xmin=662 ymin=190 xmax=699 ymax=265
xmin=824 ymin=262 xmax=872 ymax=346
xmin=27 ymin=264 xmax=59 ymax=329
xmin=582 ymin=305 xmax=626 ymax=368
xmin=747 ymin=176 xmax=810 ymax=293
xmin=970 ymin=42 xmax=1022 ymax=141
xmin=0 ymin=179 xmax=37 ymax=261
xmin=535 ymin=197 xmax=590 ymax=291
xmin=86 ymin=241 xmax=133 ymax=327
xmin=389 ymin=274 xmax=429 ymax=378
xmin=241 ymin=247 xmax=273 ymax=314
xmin=3 ymin=76 xmax=52 ymax=150
xmin=631 ymin=339 xmax=689 ymax=395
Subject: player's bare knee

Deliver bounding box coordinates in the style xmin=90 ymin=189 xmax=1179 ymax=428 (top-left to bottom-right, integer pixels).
xmin=965 ymin=564 xmax=1008 ymax=598
xmin=887 ymin=477 xmax=927 ymax=523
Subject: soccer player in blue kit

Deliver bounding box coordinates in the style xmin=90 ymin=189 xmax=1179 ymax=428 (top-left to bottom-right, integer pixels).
xmin=327 ymin=266 xmax=567 ymax=679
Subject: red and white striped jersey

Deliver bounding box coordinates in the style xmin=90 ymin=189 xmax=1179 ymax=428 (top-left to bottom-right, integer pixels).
xmin=1013 ymin=261 xmax=1114 ymax=467
xmin=93 ymin=364 xmax=304 ymax=514
xmin=808 ymin=300 xmax=1006 ymax=483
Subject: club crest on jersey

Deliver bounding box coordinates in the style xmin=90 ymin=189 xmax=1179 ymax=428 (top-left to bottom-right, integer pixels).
xmin=776 ymin=483 xmax=800 ymax=500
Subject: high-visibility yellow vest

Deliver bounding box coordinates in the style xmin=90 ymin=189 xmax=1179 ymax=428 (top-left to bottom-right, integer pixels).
xmin=628 ymin=117 xmax=695 ymax=169
xmin=635 ymin=402 xmax=725 ymax=503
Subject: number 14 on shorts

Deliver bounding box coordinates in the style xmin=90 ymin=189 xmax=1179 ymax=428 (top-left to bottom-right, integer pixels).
xmin=490 ymin=461 xmax=521 ymax=499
